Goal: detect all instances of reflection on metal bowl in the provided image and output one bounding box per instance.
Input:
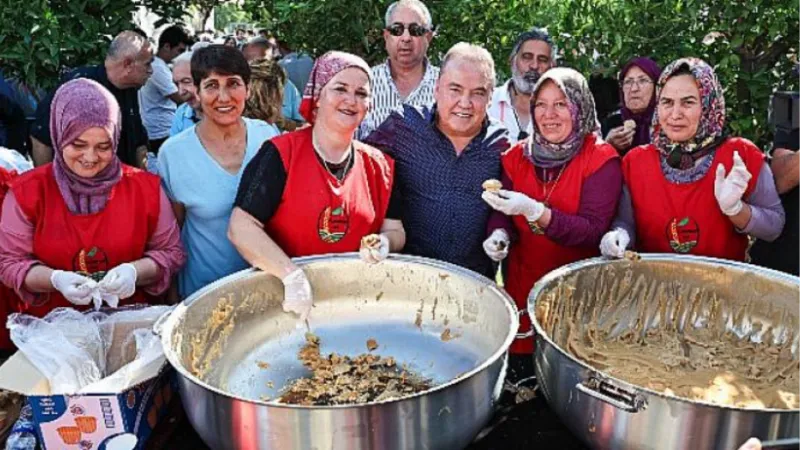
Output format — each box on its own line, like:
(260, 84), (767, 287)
(156, 254), (518, 450)
(529, 255), (799, 450)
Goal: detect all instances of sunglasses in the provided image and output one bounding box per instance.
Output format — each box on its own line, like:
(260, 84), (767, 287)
(386, 23), (430, 37)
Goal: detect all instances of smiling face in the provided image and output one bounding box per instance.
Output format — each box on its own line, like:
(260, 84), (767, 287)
(533, 80), (573, 144)
(198, 72), (249, 127)
(62, 127), (115, 178)
(623, 65), (656, 114)
(383, 5), (433, 70)
(315, 67), (371, 134)
(172, 61), (198, 108)
(434, 59), (491, 140)
(657, 74), (702, 142)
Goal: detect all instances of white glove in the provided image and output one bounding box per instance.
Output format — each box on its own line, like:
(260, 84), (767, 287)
(714, 151), (751, 216)
(50, 270), (98, 306)
(483, 229), (510, 261)
(281, 268), (313, 321)
(482, 189), (546, 222)
(98, 263), (138, 306)
(359, 234), (390, 264)
(600, 228), (630, 259)
(737, 438), (761, 450)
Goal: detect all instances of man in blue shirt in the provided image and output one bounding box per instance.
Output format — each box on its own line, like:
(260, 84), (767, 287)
(366, 43), (510, 277)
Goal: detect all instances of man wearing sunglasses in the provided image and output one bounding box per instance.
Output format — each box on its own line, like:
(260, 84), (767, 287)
(358, 0), (439, 138)
(488, 27), (556, 144)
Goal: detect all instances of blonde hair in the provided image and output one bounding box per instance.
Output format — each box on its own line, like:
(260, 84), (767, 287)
(244, 58), (286, 125)
(440, 42), (496, 89)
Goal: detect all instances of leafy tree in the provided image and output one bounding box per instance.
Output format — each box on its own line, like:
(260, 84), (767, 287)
(215, 2), (255, 32)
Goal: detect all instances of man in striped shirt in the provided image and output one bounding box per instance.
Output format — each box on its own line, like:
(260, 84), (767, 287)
(358, 0), (439, 138)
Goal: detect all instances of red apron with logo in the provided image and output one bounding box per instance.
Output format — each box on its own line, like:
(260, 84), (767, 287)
(265, 128), (394, 257)
(623, 138), (764, 261)
(0, 167), (19, 350)
(504, 135), (619, 353)
(9, 164), (160, 318)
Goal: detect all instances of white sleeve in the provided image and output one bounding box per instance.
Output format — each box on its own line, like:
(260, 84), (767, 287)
(152, 63), (178, 97)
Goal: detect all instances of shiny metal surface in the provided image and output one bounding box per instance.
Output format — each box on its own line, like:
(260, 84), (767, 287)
(529, 255), (800, 450)
(159, 254), (518, 450)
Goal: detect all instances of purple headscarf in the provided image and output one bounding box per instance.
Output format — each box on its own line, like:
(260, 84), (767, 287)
(50, 78), (123, 215)
(618, 57), (661, 147)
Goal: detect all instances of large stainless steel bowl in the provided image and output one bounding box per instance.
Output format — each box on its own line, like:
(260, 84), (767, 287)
(157, 254), (518, 450)
(529, 255), (799, 450)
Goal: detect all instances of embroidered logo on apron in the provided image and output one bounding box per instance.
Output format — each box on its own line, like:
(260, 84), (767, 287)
(317, 204), (349, 243)
(71, 246), (110, 281)
(666, 217), (699, 253)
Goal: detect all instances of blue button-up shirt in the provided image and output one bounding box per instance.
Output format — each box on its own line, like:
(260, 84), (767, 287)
(365, 105), (510, 277)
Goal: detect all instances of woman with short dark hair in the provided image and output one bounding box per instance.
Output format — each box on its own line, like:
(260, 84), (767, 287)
(158, 45), (280, 299)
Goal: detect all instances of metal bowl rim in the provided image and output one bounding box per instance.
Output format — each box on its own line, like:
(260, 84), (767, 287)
(160, 252), (519, 410)
(528, 253), (800, 413)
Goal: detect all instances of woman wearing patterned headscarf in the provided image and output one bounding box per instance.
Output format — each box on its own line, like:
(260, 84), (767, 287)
(600, 58), (784, 260)
(230, 51), (405, 323)
(0, 79), (185, 336)
(482, 68), (622, 355)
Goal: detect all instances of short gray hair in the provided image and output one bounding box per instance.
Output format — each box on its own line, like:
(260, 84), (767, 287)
(173, 51), (193, 67)
(385, 0), (433, 29)
(107, 31), (149, 61)
(510, 27), (557, 64)
(440, 42), (496, 89)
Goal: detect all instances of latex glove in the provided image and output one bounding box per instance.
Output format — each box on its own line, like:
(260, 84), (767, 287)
(50, 270), (98, 306)
(714, 151), (751, 216)
(98, 263), (138, 306)
(483, 229), (510, 262)
(600, 228), (630, 259)
(482, 189), (545, 222)
(359, 233), (390, 264)
(737, 438), (761, 450)
(281, 268), (313, 321)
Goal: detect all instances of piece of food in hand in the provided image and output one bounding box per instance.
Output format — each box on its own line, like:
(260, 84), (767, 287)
(361, 234), (381, 249)
(623, 120), (636, 131)
(482, 179), (502, 193)
(366, 338), (379, 351)
(623, 250), (641, 261)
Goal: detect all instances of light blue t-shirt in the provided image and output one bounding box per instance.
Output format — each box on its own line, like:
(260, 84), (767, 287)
(282, 80), (303, 123)
(158, 118), (280, 298)
(169, 103), (198, 137)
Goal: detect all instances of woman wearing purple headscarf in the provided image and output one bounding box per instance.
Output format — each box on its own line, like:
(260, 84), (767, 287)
(602, 57), (661, 155)
(0, 78), (185, 320)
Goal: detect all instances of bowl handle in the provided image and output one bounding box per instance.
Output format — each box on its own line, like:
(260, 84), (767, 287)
(515, 309), (534, 339)
(575, 376), (648, 413)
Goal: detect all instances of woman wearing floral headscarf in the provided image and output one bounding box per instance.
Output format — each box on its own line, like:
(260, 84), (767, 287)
(600, 58), (784, 260)
(0, 79), (185, 332)
(482, 68), (622, 354)
(229, 51), (405, 323)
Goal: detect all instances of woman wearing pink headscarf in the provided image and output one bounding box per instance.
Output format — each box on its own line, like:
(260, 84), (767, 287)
(229, 51), (405, 323)
(0, 78), (185, 328)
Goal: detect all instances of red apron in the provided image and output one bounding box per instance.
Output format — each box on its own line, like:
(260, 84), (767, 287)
(0, 167), (19, 350)
(265, 128), (394, 257)
(623, 138), (764, 261)
(504, 135), (619, 353)
(9, 164), (160, 318)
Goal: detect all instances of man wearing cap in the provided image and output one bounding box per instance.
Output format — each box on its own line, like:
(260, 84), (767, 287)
(488, 27), (556, 144)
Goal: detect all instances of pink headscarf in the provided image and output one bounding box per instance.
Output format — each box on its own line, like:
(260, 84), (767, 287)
(50, 78), (123, 215)
(299, 51), (371, 124)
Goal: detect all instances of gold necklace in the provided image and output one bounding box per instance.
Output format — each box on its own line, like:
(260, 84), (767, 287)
(529, 164), (566, 235)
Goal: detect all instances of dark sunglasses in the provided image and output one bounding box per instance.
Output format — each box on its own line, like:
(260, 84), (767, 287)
(386, 23), (430, 37)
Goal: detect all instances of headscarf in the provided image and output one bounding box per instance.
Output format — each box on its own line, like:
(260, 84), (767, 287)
(527, 68), (599, 168)
(298, 51), (371, 125)
(50, 78), (122, 215)
(652, 57), (726, 170)
(618, 57), (661, 147)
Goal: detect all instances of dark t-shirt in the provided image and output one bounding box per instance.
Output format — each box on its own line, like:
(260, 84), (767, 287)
(31, 65), (147, 166)
(235, 140), (403, 224)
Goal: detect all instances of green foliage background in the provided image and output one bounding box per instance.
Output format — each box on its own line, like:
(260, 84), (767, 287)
(0, 0), (796, 146)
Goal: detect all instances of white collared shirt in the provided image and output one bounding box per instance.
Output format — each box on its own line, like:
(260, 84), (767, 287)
(358, 59), (439, 139)
(488, 80), (532, 145)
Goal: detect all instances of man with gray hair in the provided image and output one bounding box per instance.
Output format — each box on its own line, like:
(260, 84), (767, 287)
(30, 31), (152, 167)
(488, 27), (556, 143)
(358, 0), (439, 138)
(365, 43), (510, 277)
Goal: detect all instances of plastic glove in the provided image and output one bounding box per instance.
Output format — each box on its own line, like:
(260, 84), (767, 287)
(600, 228), (630, 259)
(359, 233), (390, 264)
(98, 263), (138, 306)
(50, 270), (97, 306)
(483, 229), (510, 261)
(714, 151), (751, 216)
(281, 268), (313, 321)
(737, 438), (761, 450)
(482, 189), (545, 222)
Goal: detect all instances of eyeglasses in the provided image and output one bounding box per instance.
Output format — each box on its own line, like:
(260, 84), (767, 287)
(622, 78), (654, 90)
(386, 23), (430, 37)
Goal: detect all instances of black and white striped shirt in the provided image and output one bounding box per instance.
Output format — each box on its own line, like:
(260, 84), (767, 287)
(358, 59), (439, 139)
